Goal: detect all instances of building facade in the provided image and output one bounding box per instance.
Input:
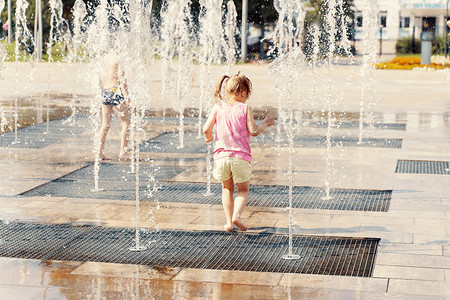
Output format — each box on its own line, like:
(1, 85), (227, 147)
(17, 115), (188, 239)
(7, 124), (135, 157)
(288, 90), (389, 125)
(353, 0), (449, 54)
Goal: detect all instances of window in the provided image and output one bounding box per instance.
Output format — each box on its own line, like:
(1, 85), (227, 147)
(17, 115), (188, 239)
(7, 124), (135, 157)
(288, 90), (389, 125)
(400, 17), (410, 28)
(357, 16), (363, 27)
(404, 17), (410, 28)
(356, 11), (363, 27)
(379, 11), (387, 28)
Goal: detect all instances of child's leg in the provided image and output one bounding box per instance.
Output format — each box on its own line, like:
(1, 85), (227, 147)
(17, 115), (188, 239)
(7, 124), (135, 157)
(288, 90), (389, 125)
(114, 103), (130, 159)
(221, 177), (235, 232)
(98, 105), (113, 160)
(232, 180), (249, 231)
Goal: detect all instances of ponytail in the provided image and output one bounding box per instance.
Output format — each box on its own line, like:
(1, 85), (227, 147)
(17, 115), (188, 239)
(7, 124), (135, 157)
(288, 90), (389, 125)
(214, 72), (252, 103)
(214, 75), (229, 103)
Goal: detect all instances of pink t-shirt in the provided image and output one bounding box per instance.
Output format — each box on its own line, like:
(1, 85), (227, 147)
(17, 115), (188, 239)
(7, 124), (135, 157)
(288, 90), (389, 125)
(214, 102), (252, 162)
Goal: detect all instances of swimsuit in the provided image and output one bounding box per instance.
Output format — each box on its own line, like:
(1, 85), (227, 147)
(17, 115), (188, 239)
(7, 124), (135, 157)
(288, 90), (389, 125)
(102, 87), (124, 106)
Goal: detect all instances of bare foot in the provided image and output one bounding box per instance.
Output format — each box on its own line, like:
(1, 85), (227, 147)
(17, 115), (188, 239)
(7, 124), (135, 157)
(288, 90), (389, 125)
(224, 224), (234, 232)
(98, 154), (112, 161)
(232, 218), (247, 231)
(118, 153), (130, 161)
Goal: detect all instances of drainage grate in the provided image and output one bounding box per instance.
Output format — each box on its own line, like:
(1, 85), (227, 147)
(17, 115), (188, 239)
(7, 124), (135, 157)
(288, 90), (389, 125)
(152, 183), (391, 212)
(294, 136), (402, 148)
(22, 166), (392, 211)
(307, 121), (406, 131)
(0, 116), (88, 149)
(143, 132), (402, 153)
(0, 222), (379, 277)
(395, 160), (450, 175)
(140, 131), (208, 153)
(145, 116), (202, 126)
(21, 163), (186, 200)
(253, 135), (402, 149)
(146, 117), (406, 131)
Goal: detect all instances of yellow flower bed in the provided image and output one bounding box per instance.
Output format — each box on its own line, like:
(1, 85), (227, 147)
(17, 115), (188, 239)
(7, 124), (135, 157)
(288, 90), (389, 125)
(373, 56), (450, 70)
(391, 56), (422, 65)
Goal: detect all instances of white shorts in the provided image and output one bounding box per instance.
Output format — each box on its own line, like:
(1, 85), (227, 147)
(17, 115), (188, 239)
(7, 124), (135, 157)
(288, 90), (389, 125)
(213, 157), (252, 183)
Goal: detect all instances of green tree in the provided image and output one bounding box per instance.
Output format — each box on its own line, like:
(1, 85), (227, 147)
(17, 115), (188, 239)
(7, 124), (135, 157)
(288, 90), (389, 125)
(303, 0), (355, 57)
(304, 0), (354, 39)
(151, 0), (277, 36)
(1, 0), (77, 52)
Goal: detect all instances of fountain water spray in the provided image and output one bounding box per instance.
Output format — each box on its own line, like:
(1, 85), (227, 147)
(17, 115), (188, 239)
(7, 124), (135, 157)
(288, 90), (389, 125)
(47, 0), (67, 133)
(336, 0), (353, 59)
(197, 0), (229, 137)
(13, 0), (34, 144)
(0, 38), (7, 132)
(197, 0), (230, 196)
(71, 0), (87, 63)
(27, 55), (37, 132)
(159, 1), (176, 122)
(129, 101), (147, 252)
(271, 0), (305, 146)
(303, 0), (352, 199)
(63, 0), (88, 124)
(0, 0), (5, 75)
(83, 0), (153, 250)
(358, 0), (378, 144)
(86, 0), (110, 192)
(0, 0), (5, 130)
(33, 0), (43, 61)
(126, 0), (153, 252)
(224, 0), (238, 72)
(144, 162), (162, 243)
(321, 0), (347, 201)
(308, 24), (321, 108)
(270, 0), (306, 260)
(159, 0), (195, 149)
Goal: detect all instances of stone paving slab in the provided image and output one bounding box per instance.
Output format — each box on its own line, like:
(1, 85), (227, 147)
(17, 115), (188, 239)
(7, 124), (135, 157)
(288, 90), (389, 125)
(0, 62), (448, 298)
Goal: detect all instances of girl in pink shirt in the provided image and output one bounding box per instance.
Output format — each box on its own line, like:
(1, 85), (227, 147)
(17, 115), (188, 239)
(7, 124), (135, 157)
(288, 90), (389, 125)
(203, 72), (275, 232)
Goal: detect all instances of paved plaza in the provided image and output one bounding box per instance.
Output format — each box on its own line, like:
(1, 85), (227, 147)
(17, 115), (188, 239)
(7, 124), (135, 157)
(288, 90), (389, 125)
(0, 60), (449, 299)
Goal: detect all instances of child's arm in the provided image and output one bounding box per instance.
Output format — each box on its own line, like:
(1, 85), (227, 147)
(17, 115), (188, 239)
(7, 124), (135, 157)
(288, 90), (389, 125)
(203, 105), (217, 143)
(247, 105), (275, 137)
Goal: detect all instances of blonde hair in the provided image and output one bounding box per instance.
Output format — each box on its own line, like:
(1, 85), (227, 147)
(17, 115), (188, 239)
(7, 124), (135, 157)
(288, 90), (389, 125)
(214, 72), (252, 103)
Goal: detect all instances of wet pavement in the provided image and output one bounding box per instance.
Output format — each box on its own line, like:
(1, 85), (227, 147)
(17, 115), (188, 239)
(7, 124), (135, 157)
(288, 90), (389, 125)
(0, 61), (449, 299)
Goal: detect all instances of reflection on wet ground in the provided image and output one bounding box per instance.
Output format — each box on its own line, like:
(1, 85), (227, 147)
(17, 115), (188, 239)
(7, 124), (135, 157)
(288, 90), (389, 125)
(0, 63), (449, 298)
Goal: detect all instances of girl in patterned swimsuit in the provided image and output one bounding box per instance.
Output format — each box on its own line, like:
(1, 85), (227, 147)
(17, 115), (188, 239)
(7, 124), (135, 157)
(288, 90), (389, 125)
(98, 52), (130, 160)
(203, 72), (275, 232)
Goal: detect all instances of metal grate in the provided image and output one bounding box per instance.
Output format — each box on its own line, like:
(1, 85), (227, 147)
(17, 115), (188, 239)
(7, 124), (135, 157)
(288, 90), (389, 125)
(151, 157), (204, 162)
(145, 116), (202, 126)
(22, 166), (391, 211)
(21, 163), (186, 200)
(0, 116), (89, 149)
(294, 136), (402, 148)
(0, 222), (379, 277)
(395, 160), (450, 175)
(152, 183), (391, 212)
(0, 115), (403, 150)
(139, 131), (209, 153)
(253, 135), (402, 149)
(307, 121), (406, 131)
(145, 117), (406, 131)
